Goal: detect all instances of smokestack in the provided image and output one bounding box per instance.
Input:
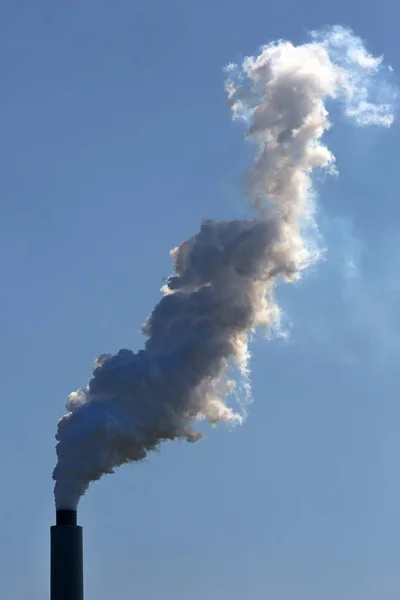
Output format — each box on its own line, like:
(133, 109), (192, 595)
(51, 510), (84, 600)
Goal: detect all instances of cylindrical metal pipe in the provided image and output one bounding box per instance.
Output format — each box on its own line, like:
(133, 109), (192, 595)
(51, 510), (84, 600)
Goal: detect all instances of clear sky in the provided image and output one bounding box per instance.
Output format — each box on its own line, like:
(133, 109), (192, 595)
(0, 2), (399, 599)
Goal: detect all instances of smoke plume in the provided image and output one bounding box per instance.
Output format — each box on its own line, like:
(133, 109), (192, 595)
(53, 26), (395, 509)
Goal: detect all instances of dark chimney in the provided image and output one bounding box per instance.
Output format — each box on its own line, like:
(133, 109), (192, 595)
(51, 510), (84, 600)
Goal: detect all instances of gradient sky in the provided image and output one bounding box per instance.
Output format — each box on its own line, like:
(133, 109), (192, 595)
(0, 2), (399, 599)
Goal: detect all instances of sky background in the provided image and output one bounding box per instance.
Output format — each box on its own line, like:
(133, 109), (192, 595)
(0, 1), (399, 599)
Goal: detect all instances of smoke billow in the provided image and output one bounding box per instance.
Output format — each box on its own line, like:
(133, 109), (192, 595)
(53, 26), (395, 509)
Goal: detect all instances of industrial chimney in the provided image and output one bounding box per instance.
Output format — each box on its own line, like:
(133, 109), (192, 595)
(51, 510), (84, 600)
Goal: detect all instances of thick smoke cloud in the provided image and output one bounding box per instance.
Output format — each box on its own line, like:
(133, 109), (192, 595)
(53, 26), (395, 509)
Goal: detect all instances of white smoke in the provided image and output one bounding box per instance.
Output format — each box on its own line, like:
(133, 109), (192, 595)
(53, 26), (395, 509)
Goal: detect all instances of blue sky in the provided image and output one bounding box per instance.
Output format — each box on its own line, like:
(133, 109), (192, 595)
(0, 1), (399, 599)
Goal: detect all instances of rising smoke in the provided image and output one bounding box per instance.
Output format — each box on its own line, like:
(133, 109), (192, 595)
(53, 26), (395, 510)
